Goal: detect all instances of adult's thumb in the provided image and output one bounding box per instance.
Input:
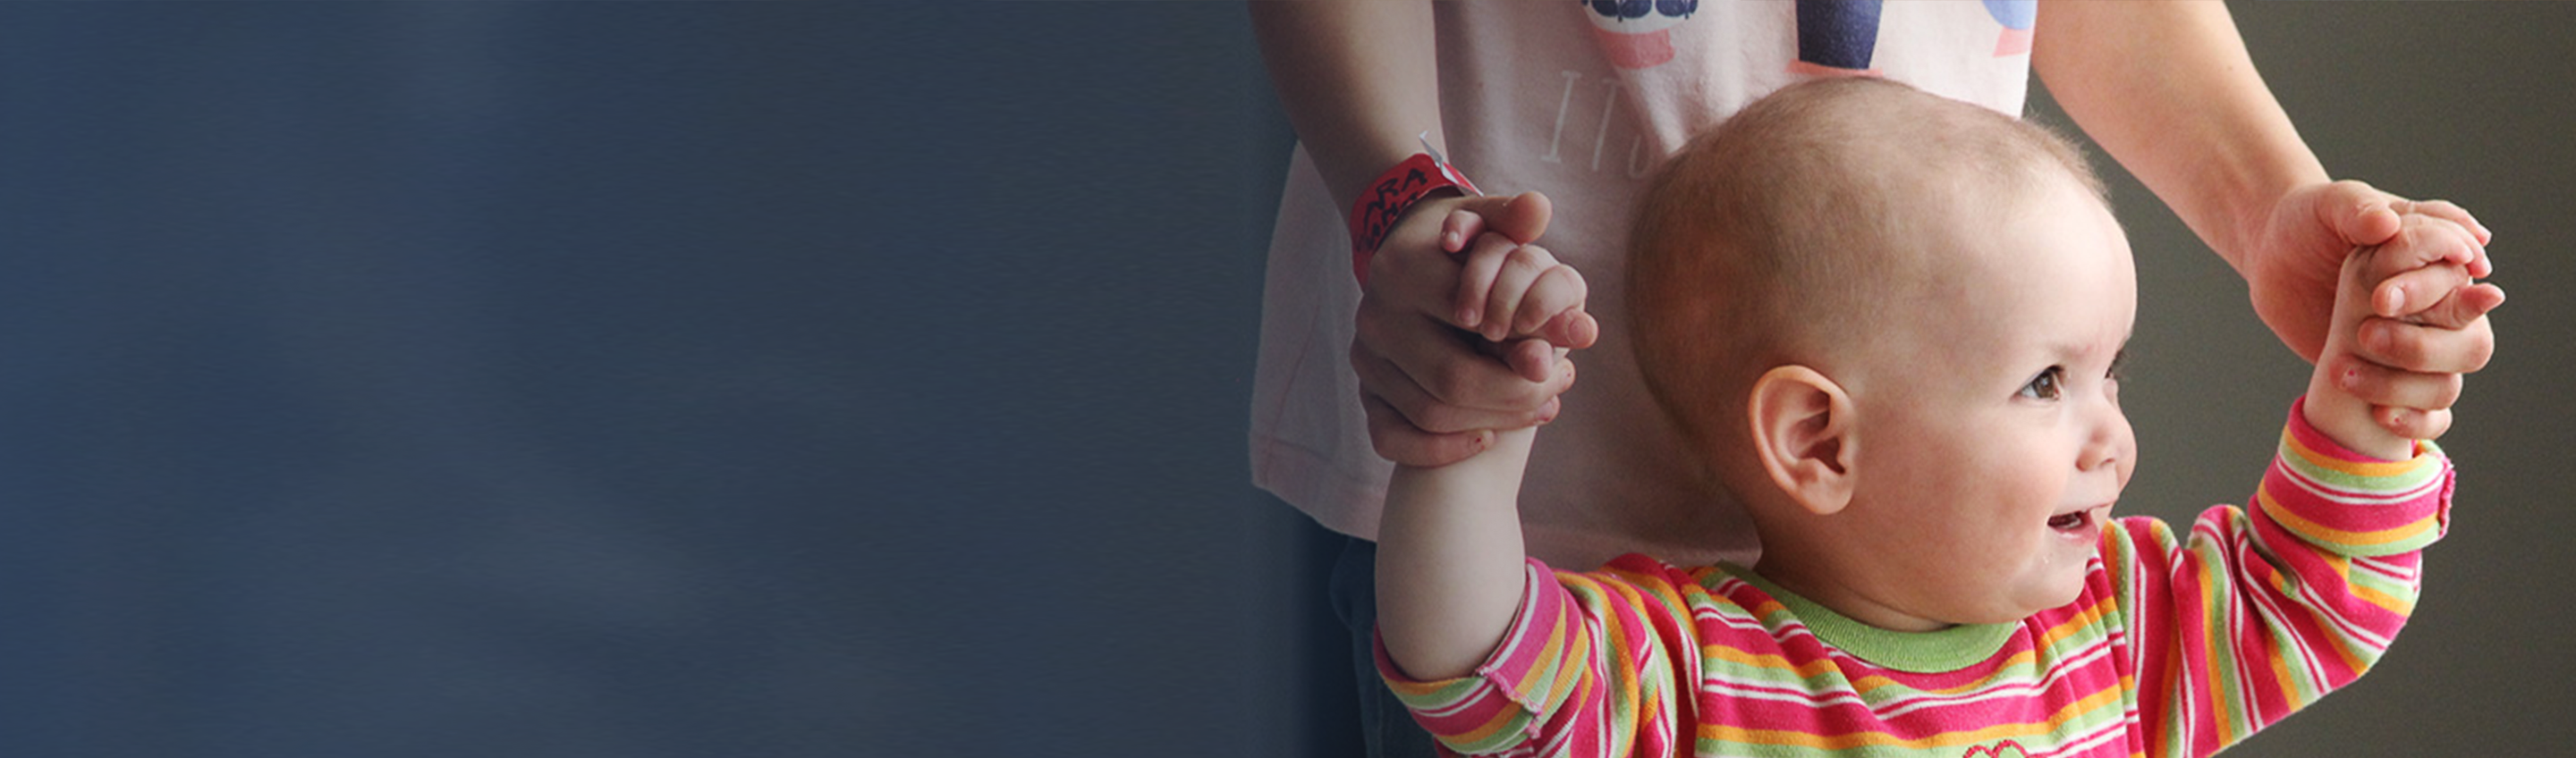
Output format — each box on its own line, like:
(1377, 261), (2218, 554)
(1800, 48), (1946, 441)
(2318, 181), (2402, 248)
(1457, 190), (1554, 246)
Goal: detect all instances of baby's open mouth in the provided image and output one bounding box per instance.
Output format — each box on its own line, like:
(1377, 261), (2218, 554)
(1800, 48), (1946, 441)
(2047, 510), (2089, 531)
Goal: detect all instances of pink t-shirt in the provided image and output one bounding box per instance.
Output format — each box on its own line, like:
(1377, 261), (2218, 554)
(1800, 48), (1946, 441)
(1252, 1), (2038, 568)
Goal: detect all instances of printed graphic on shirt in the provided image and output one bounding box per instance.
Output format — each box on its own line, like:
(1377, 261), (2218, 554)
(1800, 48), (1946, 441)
(1540, 70), (1656, 178)
(1986, 0), (2037, 55)
(1792, 0), (1885, 76)
(1962, 740), (2034, 758)
(1581, 0), (1698, 70)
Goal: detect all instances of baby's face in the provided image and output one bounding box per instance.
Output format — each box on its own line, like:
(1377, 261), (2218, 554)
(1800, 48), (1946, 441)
(1809, 178), (2138, 628)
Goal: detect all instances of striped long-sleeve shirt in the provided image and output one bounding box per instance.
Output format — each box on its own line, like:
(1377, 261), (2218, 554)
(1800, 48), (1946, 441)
(1377, 406), (2454, 758)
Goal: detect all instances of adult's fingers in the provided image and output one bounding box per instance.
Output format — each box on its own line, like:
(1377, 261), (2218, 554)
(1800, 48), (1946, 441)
(2313, 180), (2405, 249)
(1437, 191), (1553, 256)
(1450, 190), (1553, 248)
(2356, 303), (2498, 376)
(1360, 392), (1491, 467)
(1365, 237), (1458, 316)
(1351, 341), (1555, 434)
(1354, 304), (1567, 417)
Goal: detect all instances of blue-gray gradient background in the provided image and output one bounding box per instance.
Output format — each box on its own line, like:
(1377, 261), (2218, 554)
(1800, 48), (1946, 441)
(0, 4), (2564, 757)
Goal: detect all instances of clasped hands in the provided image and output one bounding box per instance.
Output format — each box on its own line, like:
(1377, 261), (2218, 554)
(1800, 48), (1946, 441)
(1352, 183), (2499, 467)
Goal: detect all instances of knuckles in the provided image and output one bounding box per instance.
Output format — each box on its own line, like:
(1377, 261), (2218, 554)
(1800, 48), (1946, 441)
(1415, 352), (1482, 407)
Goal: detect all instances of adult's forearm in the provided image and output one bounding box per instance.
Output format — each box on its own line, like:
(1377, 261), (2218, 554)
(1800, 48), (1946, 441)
(1250, 0), (1450, 215)
(2035, 0), (2327, 272)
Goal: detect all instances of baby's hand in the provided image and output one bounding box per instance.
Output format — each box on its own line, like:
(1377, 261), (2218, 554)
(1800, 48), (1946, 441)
(2306, 215), (2504, 458)
(1451, 231), (1598, 384)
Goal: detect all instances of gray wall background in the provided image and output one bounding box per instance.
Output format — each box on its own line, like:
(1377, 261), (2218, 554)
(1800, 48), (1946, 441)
(0, 3), (2561, 757)
(2038, 4), (2573, 755)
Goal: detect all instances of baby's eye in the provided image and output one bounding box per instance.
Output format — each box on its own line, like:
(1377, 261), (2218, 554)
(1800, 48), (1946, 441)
(2019, 366), (2064, 400)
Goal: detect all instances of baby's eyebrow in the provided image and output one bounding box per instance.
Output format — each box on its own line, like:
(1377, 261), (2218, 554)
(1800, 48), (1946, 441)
(2046, 340), (2127, 366)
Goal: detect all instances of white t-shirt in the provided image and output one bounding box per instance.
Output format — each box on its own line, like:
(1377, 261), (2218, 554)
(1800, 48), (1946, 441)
(1252, 0), (2037, 569)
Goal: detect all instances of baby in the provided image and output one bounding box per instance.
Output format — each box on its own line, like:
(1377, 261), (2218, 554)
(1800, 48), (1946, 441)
(1372, 78), (2500, 757)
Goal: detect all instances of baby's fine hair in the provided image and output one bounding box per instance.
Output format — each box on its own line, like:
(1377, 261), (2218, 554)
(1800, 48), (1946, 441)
(1626, 76), (2106, 459)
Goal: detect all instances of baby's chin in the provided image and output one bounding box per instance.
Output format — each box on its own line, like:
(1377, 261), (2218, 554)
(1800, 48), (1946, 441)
(1940, 576), (2090, 626)
(2021, 573), (2093, 616)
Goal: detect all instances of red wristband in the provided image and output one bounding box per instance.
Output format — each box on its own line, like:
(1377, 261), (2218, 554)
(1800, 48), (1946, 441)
(1349, 153), (1479, 285)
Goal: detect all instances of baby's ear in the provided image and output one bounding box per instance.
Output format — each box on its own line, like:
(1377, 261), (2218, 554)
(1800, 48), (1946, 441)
(1747, 366), (1858, 517)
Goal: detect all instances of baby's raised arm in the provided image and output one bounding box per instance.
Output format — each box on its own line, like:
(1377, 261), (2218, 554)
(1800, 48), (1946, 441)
(1375, 232), (1591, 681)
(2301, 215), (2504, 458)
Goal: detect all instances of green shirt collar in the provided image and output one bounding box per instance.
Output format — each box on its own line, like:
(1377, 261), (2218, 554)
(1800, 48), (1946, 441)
(1716, 563), (2019, 674)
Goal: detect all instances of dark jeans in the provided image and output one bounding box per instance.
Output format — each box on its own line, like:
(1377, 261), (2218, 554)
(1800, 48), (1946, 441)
(1328, 535), (1445, 758)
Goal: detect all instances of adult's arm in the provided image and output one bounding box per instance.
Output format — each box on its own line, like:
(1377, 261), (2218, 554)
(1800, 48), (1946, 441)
(2035, 0), (2494, 439)
(1251, 2), (1576, 466)
(1249, 1), (1448, 214)
(2037, 1), (2326, 281)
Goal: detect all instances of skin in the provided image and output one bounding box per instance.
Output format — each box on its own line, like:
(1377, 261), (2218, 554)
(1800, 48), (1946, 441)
(1249, 1), (1584, 463)
(1747, 175), (2141, 631)
(1249, 1), (2515, 678)
(2031, 0), (2496, 369)
(1377, 141), (2501, 679)
(1250, 1), (2500, 469)
(1750, 173), (2497, 634)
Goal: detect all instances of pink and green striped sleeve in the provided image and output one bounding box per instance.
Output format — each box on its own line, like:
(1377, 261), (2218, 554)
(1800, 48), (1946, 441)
(2107, 399), (2454, 758)
(1373, 557), (1694, 757)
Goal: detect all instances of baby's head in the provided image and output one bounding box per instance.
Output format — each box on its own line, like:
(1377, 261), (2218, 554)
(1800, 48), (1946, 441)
(1630, 78), (2138, 630)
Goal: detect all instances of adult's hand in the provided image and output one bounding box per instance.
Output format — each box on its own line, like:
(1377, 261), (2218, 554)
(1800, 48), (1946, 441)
(2033, 3), (2501, 440)
(1352, 191), (1592, 467)
(2287, 207), (2504, 440)
(2241, 180), (2492, 363)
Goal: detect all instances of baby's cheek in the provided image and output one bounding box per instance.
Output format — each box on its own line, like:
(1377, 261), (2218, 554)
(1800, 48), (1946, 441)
(2107, 409), (2139, 487)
